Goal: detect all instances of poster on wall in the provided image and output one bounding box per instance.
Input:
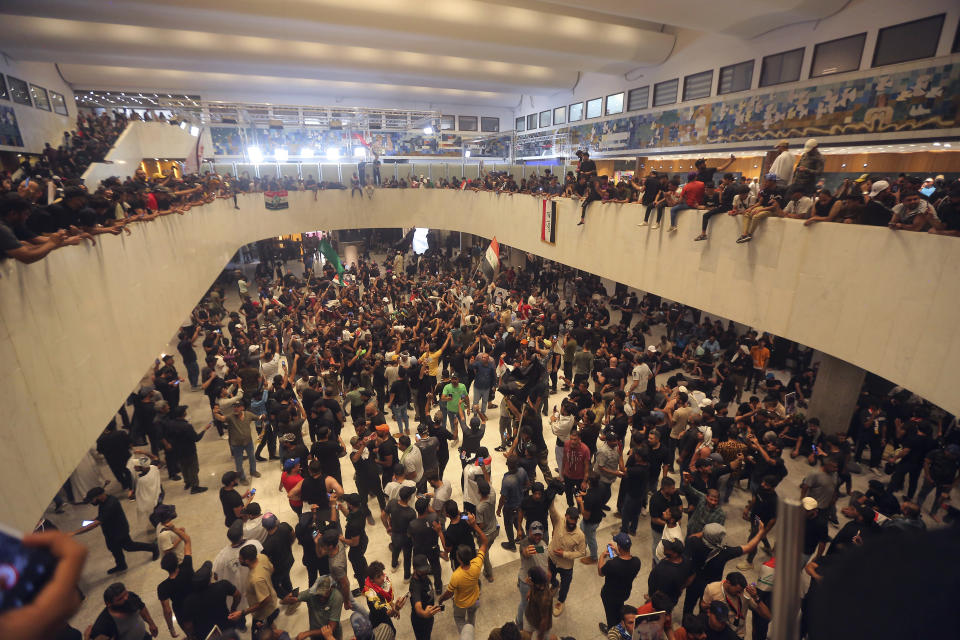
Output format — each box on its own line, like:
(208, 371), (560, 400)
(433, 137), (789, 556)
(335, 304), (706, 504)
(264, 190), (289, 210)
(540, 198), (557, 243)
(0, 105), (24, 147)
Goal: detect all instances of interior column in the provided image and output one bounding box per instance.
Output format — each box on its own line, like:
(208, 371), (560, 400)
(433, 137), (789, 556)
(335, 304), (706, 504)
(805, 352), (866, 435)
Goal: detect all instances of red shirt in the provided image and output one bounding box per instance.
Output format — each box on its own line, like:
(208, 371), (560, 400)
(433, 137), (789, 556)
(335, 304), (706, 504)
(681, 181), (705, 207)
(562, 441), (591, 480)
(281, 471), (303, 507)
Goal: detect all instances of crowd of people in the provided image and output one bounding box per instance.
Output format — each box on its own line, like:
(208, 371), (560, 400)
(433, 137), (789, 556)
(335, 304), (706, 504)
(14, 239), (959, 640)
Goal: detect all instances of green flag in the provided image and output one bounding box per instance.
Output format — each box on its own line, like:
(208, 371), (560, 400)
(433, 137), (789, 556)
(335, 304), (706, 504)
(319, 238), (345, 285)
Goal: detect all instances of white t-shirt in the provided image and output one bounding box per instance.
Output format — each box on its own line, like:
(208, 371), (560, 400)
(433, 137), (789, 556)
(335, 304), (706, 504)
(655, 523), (684, 561)
(430, 480), (453, 513)
(769, 151), (796, 183)
(783, 196), (813, 218)
(462, 464), (487, 506)
(630, 363), (652, 393)
(400, 444), (423, 482)
(212, 539), (264, 607)
(156, 524), (184, 562)
(243, 516), (268, 543)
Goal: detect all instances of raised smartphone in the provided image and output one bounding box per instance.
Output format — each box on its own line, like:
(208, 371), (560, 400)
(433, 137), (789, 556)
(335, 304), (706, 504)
(0, 523), (59, 613)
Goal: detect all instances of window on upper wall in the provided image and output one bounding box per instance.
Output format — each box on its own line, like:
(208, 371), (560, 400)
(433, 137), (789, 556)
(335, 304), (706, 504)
(553, 106), (566, 125)
(459, 116), (478, 131)
(30, 85), (50, 111)
(810, 33), (866, 78)
(539, 110), (551, 128)
(652, 78), (679, 107)
(585, 98), (602, 119)
(627, 86), (649, 111)
(605, 92), (624, 115)
(569, 102), (584, 122)
(718, 60), (754, 94)
(954, 19), (960, 53)
(7, 76), (31, 106)
(873, 14), (945, 67)
(440, 115), (456, 130)
(759, 48), (804, 87)
(527, 114), (538, 130)
(682, 70), (713, 101)
(0, 75), (8, 101)
(481, 116), (499, 132)
(516, 116), (525, 132)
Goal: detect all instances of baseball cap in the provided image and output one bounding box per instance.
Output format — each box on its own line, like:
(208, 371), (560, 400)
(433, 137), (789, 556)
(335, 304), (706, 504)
(283, 457), (300, 472)
(280, 432), (297, 443)
(192, 560), (213, 587)
(612, 532), (632, 548)
(528, 521), (544, 535)
(227, 520), (244, 543)
(854, 173), (870, 183)
(869, 180), (890, 197)
(804, 138), (818, 151)
(507, 326), (515, 333)
(801, 497), (819, 511)
(774, 140), (788, 148)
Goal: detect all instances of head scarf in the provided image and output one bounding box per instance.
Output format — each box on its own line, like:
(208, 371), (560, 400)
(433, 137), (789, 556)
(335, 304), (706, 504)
(698, 426), (713, 449)
(702, 523), (727, 553)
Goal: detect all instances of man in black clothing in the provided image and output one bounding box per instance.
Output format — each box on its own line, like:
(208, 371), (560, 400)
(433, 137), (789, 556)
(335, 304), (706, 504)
(165, 405), (211, 493)
(96, 424), (134, 493)
(157, 528), (193, 638)
(598, 532), (642, 632)
(310, 426), (343, 486)
(683, 523), (767, 615)
(443, 500), (477, 570)
(384, 485), (418, 579)
(340, 493), (370, 595)
(647, 539), (693, 604)
(350, 428), (387, 521)
(90, 582), (161, 640)
(183, 563), (241, 639)
(648, 477), (682, 564)
(74, 487), (159, 573)
(219, 471), (253, 528)
(261, 514), (296, 597)
(409, 496), (445, 593)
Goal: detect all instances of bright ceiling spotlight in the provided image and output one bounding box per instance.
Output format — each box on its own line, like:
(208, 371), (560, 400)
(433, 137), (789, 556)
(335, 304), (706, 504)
(326, 147), (340, 160)
(464, 150), (471, 158)
(423, 126), (434, 135)
(247, 146), (263, 163)
(353, 147), (365, 158)
(301, 148), (314, 158)
(275, 148), (289, 163)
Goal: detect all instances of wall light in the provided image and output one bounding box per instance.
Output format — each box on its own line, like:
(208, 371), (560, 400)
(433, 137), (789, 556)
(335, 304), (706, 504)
(179, 121), (187, 130)
(465, 150), (471, 158)
(275, 148), (289, 163)
(423, 126), (434, 135)
(326, 148), (340, 161)
(301, 148), (314, 158)
(247, 146), (263, 163)
(353, 147), (365, 158)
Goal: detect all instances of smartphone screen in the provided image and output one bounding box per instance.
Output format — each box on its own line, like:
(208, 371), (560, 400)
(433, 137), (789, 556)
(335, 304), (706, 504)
(460, 514), (469, 521)
(607, 546), (616, 559)
(0, 525), (59, 612)
(81, 520), (95, 527)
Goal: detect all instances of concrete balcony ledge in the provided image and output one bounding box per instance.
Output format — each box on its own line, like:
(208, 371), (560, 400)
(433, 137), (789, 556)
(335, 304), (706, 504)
(1, 189), (958, 529)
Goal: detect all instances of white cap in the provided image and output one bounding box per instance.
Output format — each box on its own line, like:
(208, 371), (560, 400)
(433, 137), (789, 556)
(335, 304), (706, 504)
(869, 180), (890, 197)
(647, 345), (657, 353)
(804, 138), (818, 152)
(507, 326), (515, 333)
(677, 385), (689, 394)
(801, 497), (819, 511)
(699, 398), (713, 408)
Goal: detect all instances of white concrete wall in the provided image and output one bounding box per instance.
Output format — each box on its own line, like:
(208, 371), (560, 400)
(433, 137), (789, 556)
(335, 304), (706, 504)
(0, 58), (74, 153)
(1, 190), (959, 530)
(81, 121), (200, 186)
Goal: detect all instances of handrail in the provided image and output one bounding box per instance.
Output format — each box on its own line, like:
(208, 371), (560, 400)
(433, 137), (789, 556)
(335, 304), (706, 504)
(1, 189), (958, 531)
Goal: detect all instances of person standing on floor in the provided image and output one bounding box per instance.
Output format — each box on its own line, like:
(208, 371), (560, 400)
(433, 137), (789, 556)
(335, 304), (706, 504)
(72, 487), (159, 575)
(547, 500), (585, 617)
(597, 532), (642, 634)
(438, 513), (489, 640)
(165, 405), (212, 494)
(229, 545), (280, 637)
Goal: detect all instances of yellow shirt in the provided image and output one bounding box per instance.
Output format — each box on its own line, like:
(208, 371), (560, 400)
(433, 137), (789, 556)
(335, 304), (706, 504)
(246, 555), (278, 621)
(421, 349), (443, 377)
(445, 549), (485, 608)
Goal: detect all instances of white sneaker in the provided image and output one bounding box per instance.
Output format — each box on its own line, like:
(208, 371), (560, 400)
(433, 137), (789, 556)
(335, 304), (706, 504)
(870, 467), (882, 476)
(651, 223), (660, 229)
(637, 221), (649, 227)
(668, 226), (678, 232)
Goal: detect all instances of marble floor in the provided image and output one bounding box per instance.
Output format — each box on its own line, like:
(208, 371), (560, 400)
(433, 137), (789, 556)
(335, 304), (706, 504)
(48, 258), (936, 640)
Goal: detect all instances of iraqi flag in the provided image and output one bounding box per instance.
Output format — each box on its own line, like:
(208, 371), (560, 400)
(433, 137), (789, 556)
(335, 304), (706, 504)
(481, 237), (500, 281)
(541, 198), (557, 243)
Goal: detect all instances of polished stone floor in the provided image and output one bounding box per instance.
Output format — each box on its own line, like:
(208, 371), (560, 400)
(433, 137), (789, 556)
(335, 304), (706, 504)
(51, 259), (921, 640)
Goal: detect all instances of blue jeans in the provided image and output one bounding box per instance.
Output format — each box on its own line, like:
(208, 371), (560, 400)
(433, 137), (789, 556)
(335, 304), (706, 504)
(445, 408), (466, 435)
(670, 203), (694, 227)
(516, 579), (530, 627)
(472, 387), (490, 414)
(581, 520), (600, 560)
(230, 441), (256, 479)
(391, 404), (409, 432)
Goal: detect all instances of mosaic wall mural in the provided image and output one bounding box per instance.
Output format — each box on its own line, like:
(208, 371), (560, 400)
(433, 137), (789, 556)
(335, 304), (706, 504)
(516, 62), (960, 157)
(210, 126), (469, 158)
(0, 105), (24, 147)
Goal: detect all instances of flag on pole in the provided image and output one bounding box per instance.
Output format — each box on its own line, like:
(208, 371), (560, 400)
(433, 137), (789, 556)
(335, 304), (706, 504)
(481, 237), (500, 281)
(319, 238), (345, 285)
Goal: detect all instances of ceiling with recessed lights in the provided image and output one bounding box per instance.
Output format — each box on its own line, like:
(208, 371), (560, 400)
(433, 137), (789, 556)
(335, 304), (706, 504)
(0, 0), (841, 107)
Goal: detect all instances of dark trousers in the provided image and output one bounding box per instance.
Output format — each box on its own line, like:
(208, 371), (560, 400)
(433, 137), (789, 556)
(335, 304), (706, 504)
(700, 205), (732, 233)
(179, 452), (200, 488)
(414, 548), (443, 592)
(917, 479), (950, 514)
(620, 492), (645, 535)
(165, 449), (180, 478)
(601, 587), (626, 627)
(107, 535), (156, 568)
(684, 579), (706, 614)
(548, 560), (574, 603)
(643, 202), (663, 223)
(753, 590), (772, 640)
(411, 616), (433, 640)
(106, 457), (133, 491)
(255, 424), (277, 458)
(391, 536), (413, 578)
(746, 518), (773, 562)
(348, 544), (368, 590)
(563, 478), (583, 507)
(358, 478), (386, 519)
(271, 565), (293, 597)
(855, 433), (883, 469)
(888, 463), (921, 499)
(502, 506), (520, 545)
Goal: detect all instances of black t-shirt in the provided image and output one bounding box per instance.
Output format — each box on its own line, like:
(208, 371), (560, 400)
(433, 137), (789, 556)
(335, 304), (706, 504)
(183, 579), (235, 639)
(300, 474), (328, 507)
(310, 440), (342, 478)
(263, 522), (295, 571)
(444, 520), (476, 559)
(582, 487), (606, 525)
(600, 367), (623, 389)
(409, 575), (436, 623)
(648, 490), (683, 532)
(803, 514), (830, 555)
(157, 555), (194, 621)
(385, 500), (417, 539)
(388, 379), (411, 405)
(97, 495), (130, 543)
(600, 555), (642, 597)
(578, 159), (597, 175)
(697, 167), (718, 185)
(220, 487), (244, 527)
(647, 556), (693, 602)
(344, 509), (368, 548)
(378, 439), (399, 471)
(750, 488), (778, 524)
(177, 338), (197, 364)
(686, 537), (743, 585)
(409, 517), (439, 553)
